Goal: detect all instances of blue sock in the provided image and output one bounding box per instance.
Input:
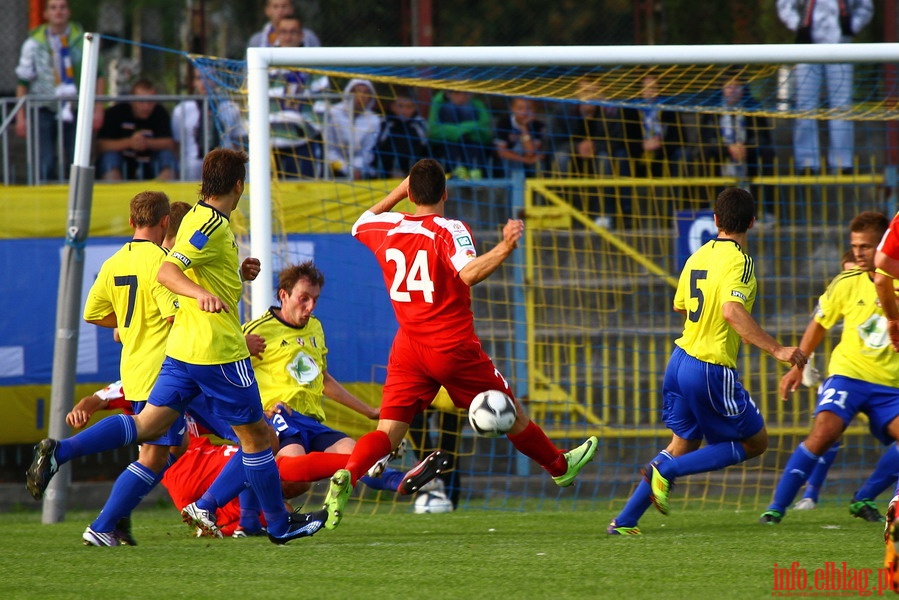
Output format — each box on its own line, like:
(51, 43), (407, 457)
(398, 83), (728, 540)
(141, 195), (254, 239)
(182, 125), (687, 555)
(56, 414), (138, 464)
(659, 441), (746, 479)
(90, 461), (157, 532)
(802, 441), (840, 502)
(855, 443), (899, 501)
(242, 449), (288, 536)
(768, 442), (820, 514)
(196, 450), (248, 512)
(360, 467), (404, 492)
(238, 488), (262, 531)
(614, 451), (674, 528)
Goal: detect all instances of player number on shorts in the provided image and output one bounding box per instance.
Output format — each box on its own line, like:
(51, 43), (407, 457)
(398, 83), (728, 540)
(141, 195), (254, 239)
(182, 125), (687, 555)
(688, 269), (708, 323)
(114, 274), (139, 328)
(819, 387), (848, 410)
(386, 248), (435, 303)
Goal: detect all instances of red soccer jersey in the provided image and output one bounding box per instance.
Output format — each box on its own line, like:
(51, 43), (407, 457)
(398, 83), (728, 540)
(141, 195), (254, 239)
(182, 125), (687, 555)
(160, 436), (242, 536)
(879, 212), (899, 260)
(352, 210), (478, 349)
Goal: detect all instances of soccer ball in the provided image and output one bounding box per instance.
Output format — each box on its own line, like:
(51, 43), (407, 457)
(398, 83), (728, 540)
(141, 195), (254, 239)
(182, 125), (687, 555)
(413, 491), (454, 514)
(468, 389), (517, 438)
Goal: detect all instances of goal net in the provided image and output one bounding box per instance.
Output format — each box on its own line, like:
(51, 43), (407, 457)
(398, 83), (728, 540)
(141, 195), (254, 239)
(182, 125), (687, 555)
(188, 43), (898, 516)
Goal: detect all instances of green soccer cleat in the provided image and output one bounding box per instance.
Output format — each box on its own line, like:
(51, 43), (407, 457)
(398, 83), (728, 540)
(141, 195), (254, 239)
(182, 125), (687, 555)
(323, 469), (353, 530)
(850, 499), (884, 523)
(552, 436), (598, 487)
(607, 520), (642, 536)
(759, 510), (783, 525)
(642, 462), (671, 515)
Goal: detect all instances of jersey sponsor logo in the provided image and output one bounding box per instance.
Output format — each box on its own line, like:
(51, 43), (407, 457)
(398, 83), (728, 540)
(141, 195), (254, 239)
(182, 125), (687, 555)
(455, 235), (473, 248)
(288, 351), (321, 385)
(730, 290), (746, 301)
(170, 251), (191, 267)
(189, 230), (209, 250)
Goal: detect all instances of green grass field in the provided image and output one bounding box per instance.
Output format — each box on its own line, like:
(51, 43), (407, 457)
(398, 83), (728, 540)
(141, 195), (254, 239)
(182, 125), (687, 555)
(1, 504), (890, 599)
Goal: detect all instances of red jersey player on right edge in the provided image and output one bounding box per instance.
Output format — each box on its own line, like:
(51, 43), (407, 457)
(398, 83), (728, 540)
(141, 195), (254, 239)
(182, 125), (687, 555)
(299, 158), (598, 533)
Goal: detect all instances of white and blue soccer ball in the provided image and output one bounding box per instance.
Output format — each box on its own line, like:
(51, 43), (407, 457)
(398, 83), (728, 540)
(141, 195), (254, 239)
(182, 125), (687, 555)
(413, 490), (454, 514)
(468, 389), (517, 438)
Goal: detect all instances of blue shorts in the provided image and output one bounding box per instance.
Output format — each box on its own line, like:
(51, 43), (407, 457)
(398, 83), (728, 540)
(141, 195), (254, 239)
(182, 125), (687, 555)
(131, 401), (185, 447)
(662, 346), (765, 444)
(268, 411), (347, 452)
(148, 356), (264, 427)
(185, 393), (240, 444)
(813, 375), (899, 446)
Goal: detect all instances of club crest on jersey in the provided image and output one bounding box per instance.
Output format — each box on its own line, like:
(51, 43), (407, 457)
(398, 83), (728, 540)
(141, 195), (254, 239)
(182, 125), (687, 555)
(296, 337), (305, 346)
(189, 230), (209, 250)
(465, 249), (476, 258)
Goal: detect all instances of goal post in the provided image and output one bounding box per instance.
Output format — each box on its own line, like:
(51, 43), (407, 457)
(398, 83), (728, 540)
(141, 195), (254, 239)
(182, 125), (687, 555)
(246, 42), (899, 316)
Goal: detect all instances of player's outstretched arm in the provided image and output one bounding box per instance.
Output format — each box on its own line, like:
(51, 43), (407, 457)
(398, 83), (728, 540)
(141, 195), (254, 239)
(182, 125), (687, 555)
(722, 301), (807, 368)
(322, 370), (379, 419)
(367, 177), (410, 215)
(873, 265), (899, 352)
(459, 219), (524, 287)
(779, 319), (827, 400)
(158, 261), (229, 313)
(66, 394), (108, 429)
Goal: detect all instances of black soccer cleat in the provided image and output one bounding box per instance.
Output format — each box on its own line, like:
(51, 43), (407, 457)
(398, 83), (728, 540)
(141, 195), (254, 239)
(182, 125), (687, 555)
(268, 509), (328, 545)
(26, 438), (60, 500)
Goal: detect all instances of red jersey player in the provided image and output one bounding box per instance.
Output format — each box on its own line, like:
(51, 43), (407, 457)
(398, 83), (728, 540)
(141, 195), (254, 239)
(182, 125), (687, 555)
(309, 158), (599, 532)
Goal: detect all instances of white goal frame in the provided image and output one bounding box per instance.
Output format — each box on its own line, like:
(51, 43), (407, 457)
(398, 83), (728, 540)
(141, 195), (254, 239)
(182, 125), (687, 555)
(246, 42), (899, 316)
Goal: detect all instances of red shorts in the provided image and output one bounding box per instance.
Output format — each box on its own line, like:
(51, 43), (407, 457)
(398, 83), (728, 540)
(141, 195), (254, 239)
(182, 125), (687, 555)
(381, 328), (514, 423)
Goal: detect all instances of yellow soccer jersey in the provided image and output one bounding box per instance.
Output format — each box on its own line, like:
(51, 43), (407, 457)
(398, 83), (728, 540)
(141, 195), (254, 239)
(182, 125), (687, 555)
(673, 238), (756, 368)
(164, 202), (249, 364)
(814, 268), (899, 387)
(83, 240), (177, 401)
(243, 310), (328, 420)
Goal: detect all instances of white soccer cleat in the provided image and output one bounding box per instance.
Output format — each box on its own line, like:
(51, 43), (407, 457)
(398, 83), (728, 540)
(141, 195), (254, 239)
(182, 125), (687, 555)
(792, 497), (816, 511)
(367, 439), (408, 478)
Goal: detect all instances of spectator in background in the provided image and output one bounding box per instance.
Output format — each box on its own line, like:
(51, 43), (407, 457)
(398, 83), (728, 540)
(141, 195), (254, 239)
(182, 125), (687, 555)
(248, 0), (321, 48)
(171, 68), (245, 180)
(268, 16), (328, 179)
(698, 70), (776, 222)
(493, 97), (548, 178)
(96, 79), (176, 181)
(377, 90), (429, 178)
(14, 0), (105, 182)
(428, 90), (493, 181)
(554, 78), (641, 228)
(637, 72), (686, 179)
(324, 78), (381, 180)
(777, 0), (873, 173)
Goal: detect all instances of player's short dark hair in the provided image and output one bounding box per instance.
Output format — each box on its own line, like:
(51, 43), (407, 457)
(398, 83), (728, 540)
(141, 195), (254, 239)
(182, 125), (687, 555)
(167, 201), (192, 240)
(201, 148), (248, 199)
(130, 191), (170, 228)
(278, 260), (325, 296)
(850, 211), (888, 238)
(714, 187), (755, 233)
(408, 158), (446, 206)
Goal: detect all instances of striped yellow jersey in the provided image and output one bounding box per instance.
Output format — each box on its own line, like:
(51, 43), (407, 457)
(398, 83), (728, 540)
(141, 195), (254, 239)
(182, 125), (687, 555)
(815, 268), (899, 387)
(83, 240), (177, 401)
(163, 202), (249, 364)
(242, 310), (328, 420)
(673, 238), (756, 368)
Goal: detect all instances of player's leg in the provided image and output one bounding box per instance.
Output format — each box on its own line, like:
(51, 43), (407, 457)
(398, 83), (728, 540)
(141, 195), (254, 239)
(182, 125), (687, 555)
(441, 340), (597, 486)
(655, 356), (766, 514)
(194, 359), (324, 543)
(610, 435), (700, 533)
(849, 442), (899, 523)
(84, 434), (180, 546)
(795, 440), (842, 510)
(761, 411), (846, 524)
